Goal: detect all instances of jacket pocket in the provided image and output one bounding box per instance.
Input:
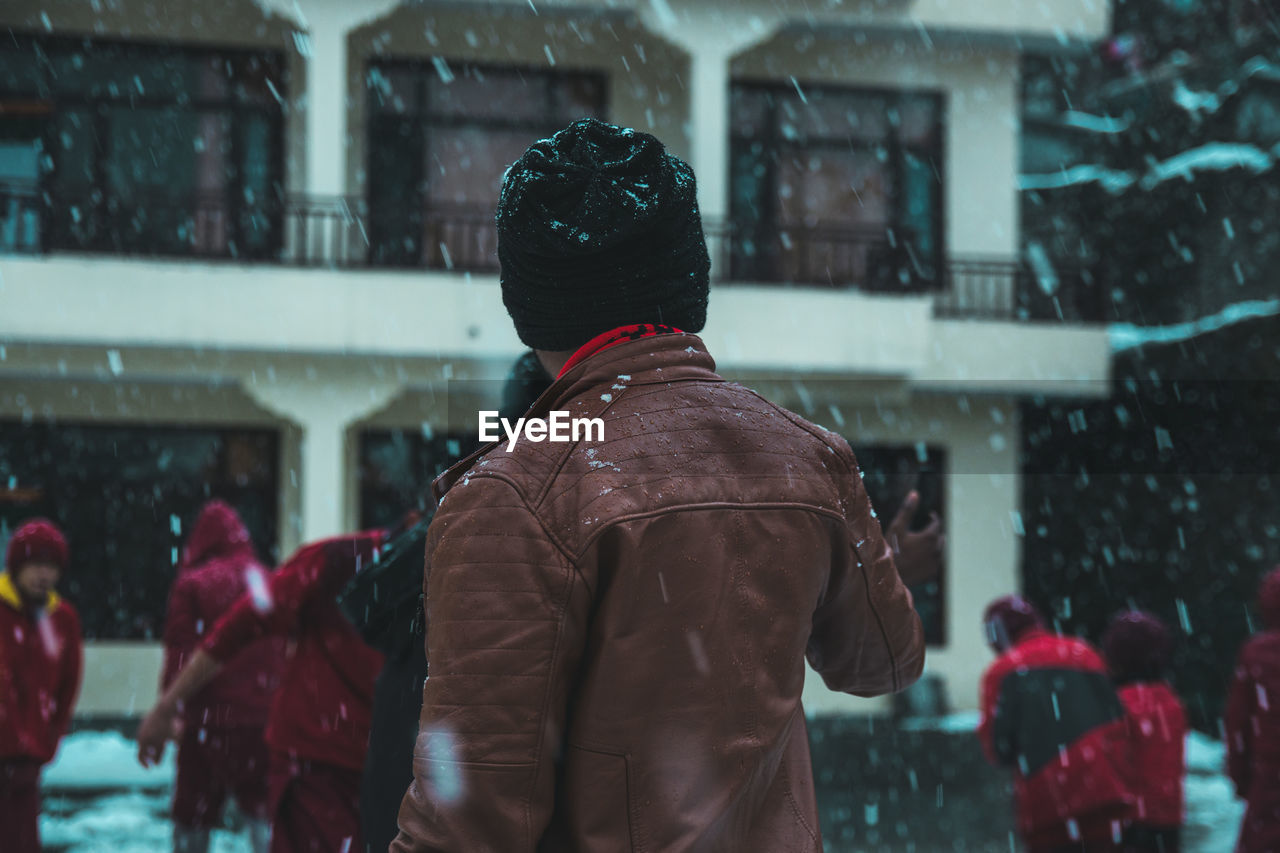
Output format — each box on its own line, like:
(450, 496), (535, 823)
(563, 744), (638, 852)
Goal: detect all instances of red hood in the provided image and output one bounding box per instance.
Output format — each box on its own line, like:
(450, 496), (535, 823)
(182, 501), (254, 569)
(1261, 565), (1280, 630)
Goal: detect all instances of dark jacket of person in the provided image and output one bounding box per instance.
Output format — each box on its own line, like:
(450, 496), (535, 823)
(1226, 567), (1280, 853)
(162, 501), (284, 729)
(346, 349), (552, 853)
(979, 628), (1135, 849)
(393, 333), (925, 852)
(337, 516), (431, 853)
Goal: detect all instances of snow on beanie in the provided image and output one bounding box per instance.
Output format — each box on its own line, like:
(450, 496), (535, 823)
(496, 118), (710, 352)
(5, 518), (69, 573)
(1102, 609), (1173, 683)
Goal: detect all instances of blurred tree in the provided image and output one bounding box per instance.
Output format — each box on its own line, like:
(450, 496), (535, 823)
(1019, 0), (1280, 729)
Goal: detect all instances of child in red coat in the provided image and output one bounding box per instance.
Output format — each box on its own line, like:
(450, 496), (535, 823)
(0, 519), (83, 853)
(1102, 610), (1187, 852)
(978, 595), (1135, 852)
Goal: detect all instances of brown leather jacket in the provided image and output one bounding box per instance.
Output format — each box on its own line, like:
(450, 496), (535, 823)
(394, 333), (925, 852)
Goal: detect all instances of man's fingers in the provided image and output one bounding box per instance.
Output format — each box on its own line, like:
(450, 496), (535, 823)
(889, 490), (920, 533)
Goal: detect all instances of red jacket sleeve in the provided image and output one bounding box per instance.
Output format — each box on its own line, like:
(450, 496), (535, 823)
(161, 574), (199, 689)
(50, 604), (83, 746)
(1225, 646), (1255, 797)
(201, 534), (381, 662)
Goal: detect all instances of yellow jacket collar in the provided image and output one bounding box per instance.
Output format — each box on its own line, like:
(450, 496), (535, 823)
(0, 572), (59, 613)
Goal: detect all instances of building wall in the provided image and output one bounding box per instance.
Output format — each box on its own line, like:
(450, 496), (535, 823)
(0, 0), (1112, 717)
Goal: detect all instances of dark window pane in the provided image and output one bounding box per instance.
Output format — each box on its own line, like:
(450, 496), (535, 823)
(729, 86), (771, 138)
(0, 422), (280, 641)
(366, 65), (417, 115)
(425, 66), (552, 122)
(357, 429), (472, 529)
(0, 40), (44, 96)
(729, 81), (942, 289)
(11, 37), (284, 258)
(232, 54), (283, 105)
(551, 75), (607, 122)
(366, 60), (606, 271)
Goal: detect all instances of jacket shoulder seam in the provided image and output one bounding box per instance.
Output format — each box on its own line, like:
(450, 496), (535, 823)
(566, 500), (844, 563)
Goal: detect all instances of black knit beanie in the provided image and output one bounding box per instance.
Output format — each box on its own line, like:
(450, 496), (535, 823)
(496, 118), (710, 352)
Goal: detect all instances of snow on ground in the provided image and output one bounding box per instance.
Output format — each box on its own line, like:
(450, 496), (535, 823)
(1184, 732), (1246, 853)
(44, 731), (174, 790)
(41, 731), (252, 853)
(42, 727), (1245, 852)
(885, 715), (1245, 852)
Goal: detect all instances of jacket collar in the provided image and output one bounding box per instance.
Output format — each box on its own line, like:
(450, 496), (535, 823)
(0, 571), (60, 614)
(434, 333), (721, 500)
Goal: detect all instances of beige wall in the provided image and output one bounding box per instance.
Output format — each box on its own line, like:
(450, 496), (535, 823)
(474, 0), (1110, 44)
(77, 643), (164, 717)
(0, 256), (1109, 390)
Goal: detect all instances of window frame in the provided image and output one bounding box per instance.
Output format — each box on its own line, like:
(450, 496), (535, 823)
(363, 57), (609, 270)
(728, 78), (946, 291)
(0, 32), (287, 260)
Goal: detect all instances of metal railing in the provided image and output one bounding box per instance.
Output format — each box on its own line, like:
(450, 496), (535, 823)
(0, 184), (1102, 322)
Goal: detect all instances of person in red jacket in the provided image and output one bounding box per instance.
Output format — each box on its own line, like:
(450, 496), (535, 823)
(1226, 566), (1280, 853)
(978, 595), (1134, 852)
(161, 500), (285, 853)
(0, 518), (83, 853)
(139, 531), (385, 853)
(1102, 610), (1187, 852)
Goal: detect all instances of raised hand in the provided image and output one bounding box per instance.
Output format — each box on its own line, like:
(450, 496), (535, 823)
(886, 490), (945, 588)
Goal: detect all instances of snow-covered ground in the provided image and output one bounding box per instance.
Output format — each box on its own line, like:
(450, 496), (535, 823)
(41, 731), (253, 853)
(41, 727), (1245, 852)
(895, 713), (1244, 851)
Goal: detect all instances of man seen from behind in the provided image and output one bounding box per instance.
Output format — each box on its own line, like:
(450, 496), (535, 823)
(393, 118), (930, 852)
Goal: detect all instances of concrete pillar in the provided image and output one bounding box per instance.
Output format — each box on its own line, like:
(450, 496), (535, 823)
(243, 377), (401, 542)
(255, 0), (402, 197)
(688, 48), (733, 223)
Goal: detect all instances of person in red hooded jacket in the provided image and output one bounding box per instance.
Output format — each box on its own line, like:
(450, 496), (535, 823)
(1102, 610), (1187, 852)
(978, 595), (1134, 852)
(160, 500), (285, 853)
(0, 518), (83, 853)
(1226, 566), (1280, 853)
(138, 530), (385, 853)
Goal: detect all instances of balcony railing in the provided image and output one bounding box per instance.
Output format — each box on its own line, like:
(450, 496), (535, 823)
(0, 184), (1102, 322)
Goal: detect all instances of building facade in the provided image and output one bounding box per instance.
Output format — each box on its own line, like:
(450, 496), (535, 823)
(0, 0), (1112, 718)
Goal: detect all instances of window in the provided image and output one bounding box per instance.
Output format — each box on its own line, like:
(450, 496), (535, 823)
(729, 82), (944, 290)
(364, 60), (606, 268)
(0, 35), (285, 258)
(0, 423), (279, 640)
(357, 428), (475, 529)
(847, 443), (947, 646)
